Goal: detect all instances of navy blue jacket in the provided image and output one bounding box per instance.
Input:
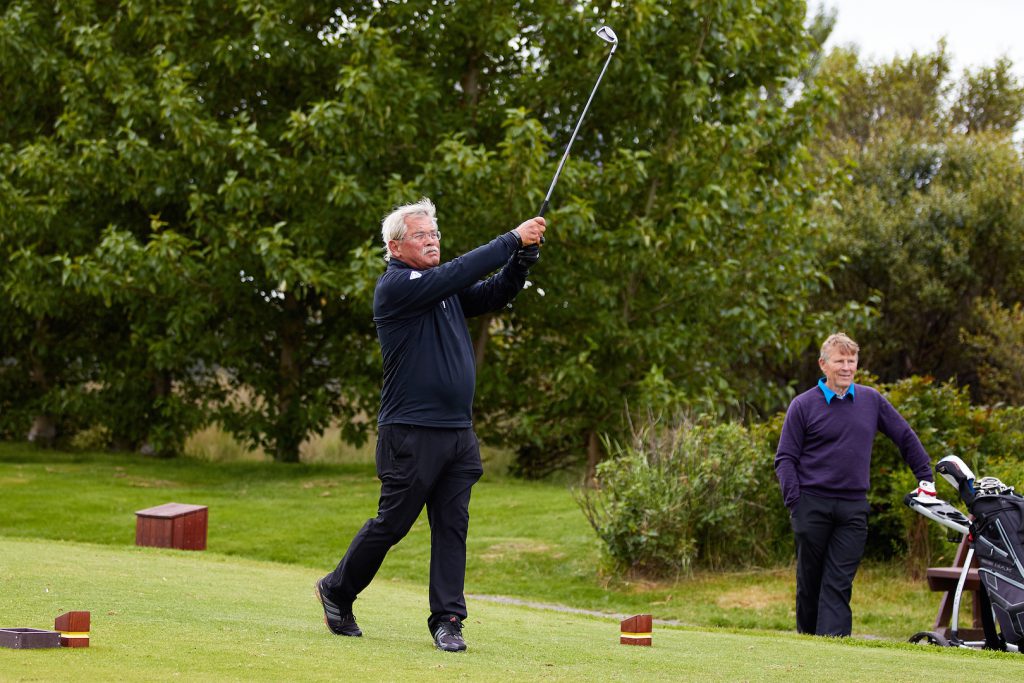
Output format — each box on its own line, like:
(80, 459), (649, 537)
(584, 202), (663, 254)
(374, 231), (528, 427)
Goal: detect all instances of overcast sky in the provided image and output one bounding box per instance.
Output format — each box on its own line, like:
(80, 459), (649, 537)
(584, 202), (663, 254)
(819, 0), (1024, 77)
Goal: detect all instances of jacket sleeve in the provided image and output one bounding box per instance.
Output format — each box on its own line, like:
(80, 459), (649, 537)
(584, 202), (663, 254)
(774, 399), (805, 511)
(458, 251), (530, 318)
(375, 232), (520, 318)
(877, 394), (933, 482)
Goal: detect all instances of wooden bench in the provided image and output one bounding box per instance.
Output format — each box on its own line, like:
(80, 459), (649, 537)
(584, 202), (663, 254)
(925, 536), (982, 639)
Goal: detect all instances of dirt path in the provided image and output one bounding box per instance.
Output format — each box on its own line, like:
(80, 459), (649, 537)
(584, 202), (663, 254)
(468, 593), (685, 625)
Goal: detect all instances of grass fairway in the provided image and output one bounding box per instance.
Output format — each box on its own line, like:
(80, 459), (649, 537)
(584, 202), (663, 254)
(2, 538), (1023, 681)
(0, 446), (950, 640)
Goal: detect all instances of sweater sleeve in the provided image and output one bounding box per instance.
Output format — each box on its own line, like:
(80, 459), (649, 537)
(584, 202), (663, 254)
(774, 398), (805, 511)
(877, 395), (934, 482)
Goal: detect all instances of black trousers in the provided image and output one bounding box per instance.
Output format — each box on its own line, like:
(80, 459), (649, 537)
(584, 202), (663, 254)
(791, 493), (870, 637)
(322, 424), (483, 630)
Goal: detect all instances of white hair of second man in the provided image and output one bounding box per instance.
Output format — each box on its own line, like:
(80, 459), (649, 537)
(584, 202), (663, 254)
(380, 197), (437, 261)
(819, 332), (860, 362)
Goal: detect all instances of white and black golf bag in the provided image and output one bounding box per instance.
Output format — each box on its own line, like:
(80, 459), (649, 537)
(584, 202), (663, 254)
(937, 454), (1024, 649)
(969, 484), (1024, 648)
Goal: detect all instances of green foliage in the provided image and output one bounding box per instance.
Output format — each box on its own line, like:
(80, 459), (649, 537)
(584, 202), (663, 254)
(962, 297), (1024, 405)
(577, 415), (787, 577)
(0, 1), (397, 457)
(816, 45), (953, 148)
(951, 57), (1024, 135)
(2, 1), (837, 470)
(475, 0), (837, 475)
(614, 375), (1024, 572)
(811, 45), (1024, 393)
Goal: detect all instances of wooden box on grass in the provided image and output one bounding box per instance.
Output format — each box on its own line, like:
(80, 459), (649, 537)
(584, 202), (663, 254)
(0, 628), (61, 649)
(135, 502), (208, 550)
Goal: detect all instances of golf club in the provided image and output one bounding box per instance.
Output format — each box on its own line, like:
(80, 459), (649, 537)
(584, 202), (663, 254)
(530, 25), (618, 247)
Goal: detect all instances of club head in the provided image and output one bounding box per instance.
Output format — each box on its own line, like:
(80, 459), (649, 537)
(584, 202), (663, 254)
(596, 25), (618, 50)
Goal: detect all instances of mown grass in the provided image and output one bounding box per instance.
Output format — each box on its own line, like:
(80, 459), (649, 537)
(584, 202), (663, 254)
(3, 537), (1023, 682)
(0, 443), (973, 641)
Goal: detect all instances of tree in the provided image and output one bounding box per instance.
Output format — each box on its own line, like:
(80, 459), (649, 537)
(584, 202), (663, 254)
(811, 46), (1024, 391)
(468, 1), (838, 475)
(951, 57), (1024, 135)
(961, 298), (1024, 405)
(3, 1), (835, 470)
(1, 1), (388, 457)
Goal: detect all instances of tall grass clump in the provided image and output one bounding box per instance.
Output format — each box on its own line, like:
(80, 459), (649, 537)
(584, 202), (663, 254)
(576, 414), (788, 578)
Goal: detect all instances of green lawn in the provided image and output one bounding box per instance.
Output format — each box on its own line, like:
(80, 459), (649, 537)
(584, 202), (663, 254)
(3, 537), (1023, 682)
(0, 443), (990, 649)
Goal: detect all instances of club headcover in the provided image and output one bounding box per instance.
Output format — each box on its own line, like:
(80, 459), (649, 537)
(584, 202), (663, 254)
(936, 454), (976, 505)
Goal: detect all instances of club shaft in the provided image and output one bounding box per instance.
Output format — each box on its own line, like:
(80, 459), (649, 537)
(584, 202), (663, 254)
(538, 45), (616, 217)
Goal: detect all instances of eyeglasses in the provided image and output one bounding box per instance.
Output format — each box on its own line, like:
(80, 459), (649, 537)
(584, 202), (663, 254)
(400, 230), (441, 242)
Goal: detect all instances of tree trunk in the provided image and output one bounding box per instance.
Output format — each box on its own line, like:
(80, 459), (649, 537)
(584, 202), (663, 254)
(461, 49), (481, 111)
(473, 312), (494, 369)
(275, 293), (304, 463)
(27, 414), (57, 446)
(139, 370), (174, 457)
(26, 318), (57, 447)
(585, 429), (602, 486)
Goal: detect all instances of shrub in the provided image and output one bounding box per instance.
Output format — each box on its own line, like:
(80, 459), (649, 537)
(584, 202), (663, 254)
(579, 376), (1024, 579)
(576, 415), (789, 577)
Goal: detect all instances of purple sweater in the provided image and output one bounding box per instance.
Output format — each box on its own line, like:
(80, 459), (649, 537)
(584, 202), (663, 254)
(774, 383), (933, 510)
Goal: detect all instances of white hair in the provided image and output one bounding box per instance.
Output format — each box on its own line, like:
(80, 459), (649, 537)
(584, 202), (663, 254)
(380, 197), (437, 261)
(820, 332), (860, 362)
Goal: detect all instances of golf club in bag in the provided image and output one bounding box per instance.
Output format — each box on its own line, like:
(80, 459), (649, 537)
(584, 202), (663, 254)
(521, 25), (617, 256)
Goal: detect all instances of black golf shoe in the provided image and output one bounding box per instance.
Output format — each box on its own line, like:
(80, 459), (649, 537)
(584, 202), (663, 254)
(314, 579), (362, 637)
(432, 615), (467, 652)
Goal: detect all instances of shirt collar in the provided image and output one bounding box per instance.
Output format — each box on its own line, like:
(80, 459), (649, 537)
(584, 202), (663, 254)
(818, 378), (855, 404)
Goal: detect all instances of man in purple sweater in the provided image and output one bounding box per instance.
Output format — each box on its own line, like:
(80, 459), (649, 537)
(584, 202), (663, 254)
(775, 332), (935, 637)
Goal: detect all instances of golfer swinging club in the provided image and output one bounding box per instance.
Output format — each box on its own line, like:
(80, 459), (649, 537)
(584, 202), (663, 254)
(315, 198), (545, 652)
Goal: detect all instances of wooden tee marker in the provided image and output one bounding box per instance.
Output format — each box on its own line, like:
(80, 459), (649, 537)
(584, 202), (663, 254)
(620, 614), (653, 646)
(55, 611), (90, 648)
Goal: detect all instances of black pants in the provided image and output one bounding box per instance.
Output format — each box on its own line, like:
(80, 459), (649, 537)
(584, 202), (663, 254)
(791, 493), (869, 637)
(322, 424), (483, 630)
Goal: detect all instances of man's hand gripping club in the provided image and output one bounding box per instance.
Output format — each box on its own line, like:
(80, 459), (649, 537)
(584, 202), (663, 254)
(514, 217), (546, 268)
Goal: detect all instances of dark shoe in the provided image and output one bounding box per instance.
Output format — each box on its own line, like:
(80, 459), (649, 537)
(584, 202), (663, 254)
(314, 579), (362, 637)
(432, 615), (467, 652)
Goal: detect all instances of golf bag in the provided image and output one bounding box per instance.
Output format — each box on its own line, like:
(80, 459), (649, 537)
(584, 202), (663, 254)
(969, 485), (1024, 647)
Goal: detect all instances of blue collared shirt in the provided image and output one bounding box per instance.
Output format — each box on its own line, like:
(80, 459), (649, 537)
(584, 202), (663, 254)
(818, 378), (856, 404)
